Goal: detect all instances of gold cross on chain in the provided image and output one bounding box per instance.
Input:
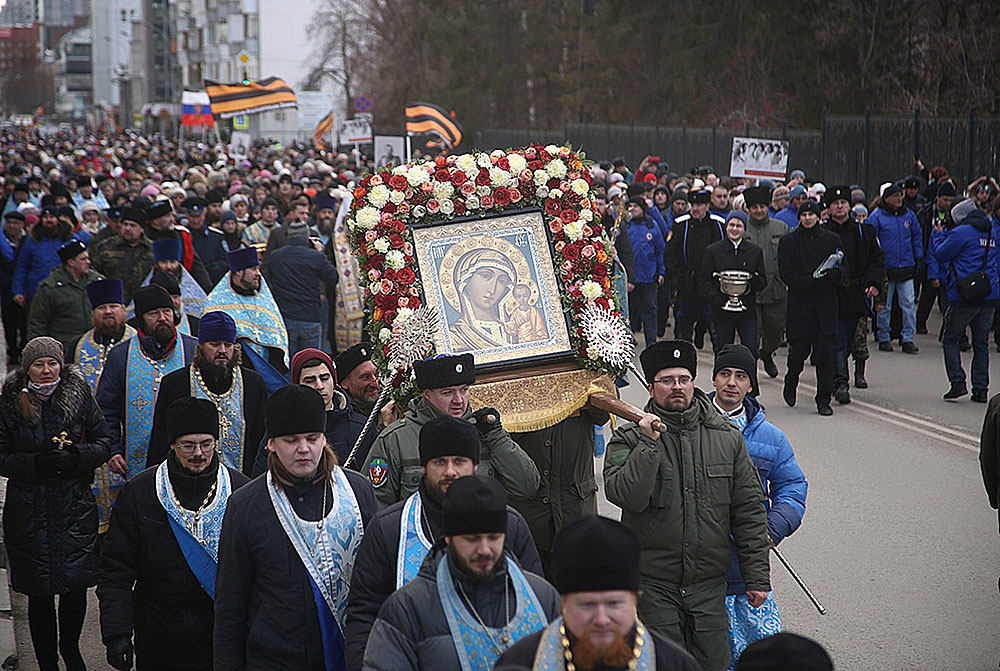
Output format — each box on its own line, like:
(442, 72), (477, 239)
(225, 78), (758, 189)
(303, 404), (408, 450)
(51, 431), (72, 450)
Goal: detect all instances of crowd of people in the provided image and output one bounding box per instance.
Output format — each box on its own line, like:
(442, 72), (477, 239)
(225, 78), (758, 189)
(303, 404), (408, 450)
(8, 124), (996, 671)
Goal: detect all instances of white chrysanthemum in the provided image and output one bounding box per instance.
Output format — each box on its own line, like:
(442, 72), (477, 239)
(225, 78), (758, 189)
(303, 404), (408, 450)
(579, 208), (593, 222)
(533, 169), (549, 186)
(396, 307), (414, 322)
(507, 154), (527, 174)
(564, 219), (586, 241)
(406, 166), (428, 186)
(476, 185), (491, 197)
(570, 178), (589, 196)
(536, 186), (549, 199)
(373, 237), (390, 253)
(391, 164), (408, 175)
(545, 144), (560, 155)
(456, 154), (477, 175)
(489, 167), (512, 187)
(389, 189), (405, 205)
(412, 205), (427, 219)
(379, 327), (392, 342)
(466, 195), (480, 210)
(476, 153), (492, 168)
(433, 180), (455, 200)
(548, 189), (563, 200)
(546, 158), (568, 179)
(439, 198), (455, 215)
(580, 280), (603, 300)
(354, 206), (379, 229)
(385, 250), (405, 270)
(367, 184), (390, 208)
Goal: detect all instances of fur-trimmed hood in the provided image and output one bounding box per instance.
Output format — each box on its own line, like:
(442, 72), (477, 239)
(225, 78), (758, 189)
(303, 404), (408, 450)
(1, 365), (93, 425)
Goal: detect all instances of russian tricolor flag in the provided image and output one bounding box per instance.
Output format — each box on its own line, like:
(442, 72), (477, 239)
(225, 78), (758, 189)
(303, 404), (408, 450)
(182, 91), (214, 126)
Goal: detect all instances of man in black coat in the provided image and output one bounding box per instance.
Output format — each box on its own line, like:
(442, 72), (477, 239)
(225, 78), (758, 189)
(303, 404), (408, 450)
(699, 210), (767, 355)
(250, 348), (374, 476)
(778, 200), (842, 416)
(146, 311), (267, 476)
(666, 189), (725, 348)
(98, 398), (250, 671)
(495, 516), (700, 671)
(822, 186), (885, 404)
(215, 385), (377, 671)
(345, 416), (542, 671)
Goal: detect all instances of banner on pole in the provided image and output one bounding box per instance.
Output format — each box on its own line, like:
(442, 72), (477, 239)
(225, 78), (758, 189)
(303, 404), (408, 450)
(204, 77), (297, 119)
(181, 91), (214, 127)
(339, 118), (372, 146)
(730, 137), (789, 180)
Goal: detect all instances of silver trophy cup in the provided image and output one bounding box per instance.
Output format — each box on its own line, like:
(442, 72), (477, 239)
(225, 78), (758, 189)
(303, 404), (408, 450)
(714, 270), (753, 312)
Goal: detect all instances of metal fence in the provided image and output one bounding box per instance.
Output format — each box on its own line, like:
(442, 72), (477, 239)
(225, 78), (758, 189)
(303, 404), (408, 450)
(474, 113), (1000, 196)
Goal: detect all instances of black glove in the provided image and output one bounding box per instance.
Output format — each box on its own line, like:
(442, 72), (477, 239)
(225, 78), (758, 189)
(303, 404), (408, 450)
(471, 407), (502, 434)
(106, 636), (134, 671)
(35, 451), (80, 478)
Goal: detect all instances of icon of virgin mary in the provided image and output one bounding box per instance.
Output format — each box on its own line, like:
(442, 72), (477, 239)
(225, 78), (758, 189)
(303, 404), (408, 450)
(447, 248), (518, 352)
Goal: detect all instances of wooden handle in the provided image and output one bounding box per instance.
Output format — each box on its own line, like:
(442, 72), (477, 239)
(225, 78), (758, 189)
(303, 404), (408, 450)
(588, 391), (666, 432)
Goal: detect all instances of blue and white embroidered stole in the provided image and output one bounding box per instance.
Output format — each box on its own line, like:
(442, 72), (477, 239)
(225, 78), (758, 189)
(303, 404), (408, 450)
(190, 365), (246, 472)
(154, 461), (231, 597)
(202, 274), (288, 365)
(124, 340), (186, 475)
(436, 555), (548, 671)
(396, 492), (433, 589)
(531, 616), (656, 671)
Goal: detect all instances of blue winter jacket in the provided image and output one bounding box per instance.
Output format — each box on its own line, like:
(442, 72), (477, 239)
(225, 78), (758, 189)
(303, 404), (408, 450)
(775, 205), (799, 230)
(932, 210), (1000, 304)
(625, 213), (666, 284)
(867, 206), (922, 269)
(709, 394), (808, 596)
(12, 230), (83, 299)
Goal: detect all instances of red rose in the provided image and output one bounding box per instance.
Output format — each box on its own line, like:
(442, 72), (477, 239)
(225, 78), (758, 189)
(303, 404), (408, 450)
(391, 219), (405, 233)
(383, 309), (397, 324)
(435, 156), (447, 168)
(475, 168), (491, 186)
(539, 149), (552, 161)
(390, 233), (405, 249)
(509, 187), (523, 203)
(397, 267), (416, 285)
(593, 262), (608, 276)
(494, 187), (511, 206)
(596, 296), (610, 310)
(409, 295), (422, 308)
(366, 253), (384, 270)
(527, 160), (543, 171)
(563, 244), (581, 260)
(382, 202), (397, 214)
(382, 268), (397, 281)
(388, 174), (407, 190)
(378, 293), (396, 310)
(547, 177), (561, 190)
(453, 199), (466, 215)
(480, 194), (494, 208)
(524, 148), (537, 160)
(497, 156), (510, 171)
(360, 175), (372, 188)
(450, 171), (467, 186)
(544, 199), (562, 216)
(434, 168), (450, 182)
(353, 186), (367, 199)
(559, 208), (577, 223)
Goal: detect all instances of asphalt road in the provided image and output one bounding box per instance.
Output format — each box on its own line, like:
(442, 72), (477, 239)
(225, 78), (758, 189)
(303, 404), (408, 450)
(4, 311), (1000, 670)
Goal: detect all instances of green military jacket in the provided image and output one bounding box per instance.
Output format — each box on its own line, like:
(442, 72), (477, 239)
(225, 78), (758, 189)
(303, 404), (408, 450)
(365, 396), (540, 506)
(743, 216), (789, 304)
(604, 389), (770, 591)
(89, 234), (155, 303)
(26, 266), (103, 350)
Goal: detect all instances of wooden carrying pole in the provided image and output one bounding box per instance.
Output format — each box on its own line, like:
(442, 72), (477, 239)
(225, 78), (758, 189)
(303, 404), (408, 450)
(588, 391), (666, 432)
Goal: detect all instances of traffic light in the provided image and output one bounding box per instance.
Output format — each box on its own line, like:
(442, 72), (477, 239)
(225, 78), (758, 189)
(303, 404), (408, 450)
(241, 69), (250, 86)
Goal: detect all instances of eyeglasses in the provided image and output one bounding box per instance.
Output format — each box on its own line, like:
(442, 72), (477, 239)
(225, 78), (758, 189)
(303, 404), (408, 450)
(653, 376), (692, 388)
(174, 439), (216, 454)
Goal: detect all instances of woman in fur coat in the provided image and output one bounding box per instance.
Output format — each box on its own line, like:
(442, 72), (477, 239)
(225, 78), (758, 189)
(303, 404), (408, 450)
(0, 336), (111, 671)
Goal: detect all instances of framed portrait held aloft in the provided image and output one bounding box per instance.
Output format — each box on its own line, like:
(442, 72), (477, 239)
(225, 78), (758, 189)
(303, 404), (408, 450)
(346, 144), (634, 420)
(411, 208), (573, 368)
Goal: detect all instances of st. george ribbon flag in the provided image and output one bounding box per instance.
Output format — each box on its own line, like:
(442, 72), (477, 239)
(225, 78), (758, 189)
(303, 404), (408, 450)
(404, 101), (463, 148)
(203, 77), (297, 119)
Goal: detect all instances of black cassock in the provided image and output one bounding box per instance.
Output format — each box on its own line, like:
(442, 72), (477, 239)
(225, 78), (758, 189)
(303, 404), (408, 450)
(98, 453), (250, 671)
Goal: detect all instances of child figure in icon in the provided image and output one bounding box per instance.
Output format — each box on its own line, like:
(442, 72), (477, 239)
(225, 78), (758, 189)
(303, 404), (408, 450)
(504, 283), (548, 344)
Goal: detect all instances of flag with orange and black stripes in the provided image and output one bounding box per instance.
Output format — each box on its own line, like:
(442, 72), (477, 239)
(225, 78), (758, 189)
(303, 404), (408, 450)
(313, 111), (334, 149)
(204, 77), (297, 119)
(405, 102), (463, 149)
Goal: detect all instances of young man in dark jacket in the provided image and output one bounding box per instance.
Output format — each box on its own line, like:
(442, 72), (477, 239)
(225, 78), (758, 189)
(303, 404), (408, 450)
(868, 184), (922, 353)
(699, 211), (766, 355)
(822, 186), (885, 404)
(268, 222), (338, 355)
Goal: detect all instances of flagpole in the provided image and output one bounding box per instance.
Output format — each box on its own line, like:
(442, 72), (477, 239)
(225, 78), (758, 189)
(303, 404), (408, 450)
(405, 134), (411, 163)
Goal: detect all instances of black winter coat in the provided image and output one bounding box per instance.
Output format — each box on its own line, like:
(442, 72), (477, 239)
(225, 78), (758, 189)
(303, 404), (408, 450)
(98, 455), (250, 670)
(822, 217), (886, 318)
(269, 238), (339, 323)
(0, 367), (111, 596)
(214, 468), (377, 671)
(665, 213), (724, 297)
(345, 481), (543, 671)
(778, 224), (842, 339)
(698, 238), (767, 312)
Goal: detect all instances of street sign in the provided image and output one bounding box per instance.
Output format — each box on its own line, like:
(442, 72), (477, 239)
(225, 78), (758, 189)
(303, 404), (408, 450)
(236, 49), (251, 65)
(232, 114), (249, 130)
(339, 117), (372, 145)
(353, 95), (372, 112)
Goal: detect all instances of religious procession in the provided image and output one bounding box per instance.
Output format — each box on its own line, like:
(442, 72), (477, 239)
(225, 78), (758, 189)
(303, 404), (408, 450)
(1, 3), (1000, 670)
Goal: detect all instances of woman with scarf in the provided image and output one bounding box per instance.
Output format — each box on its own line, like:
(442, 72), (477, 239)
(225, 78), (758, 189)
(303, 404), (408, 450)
(0, 336), (111, 671)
